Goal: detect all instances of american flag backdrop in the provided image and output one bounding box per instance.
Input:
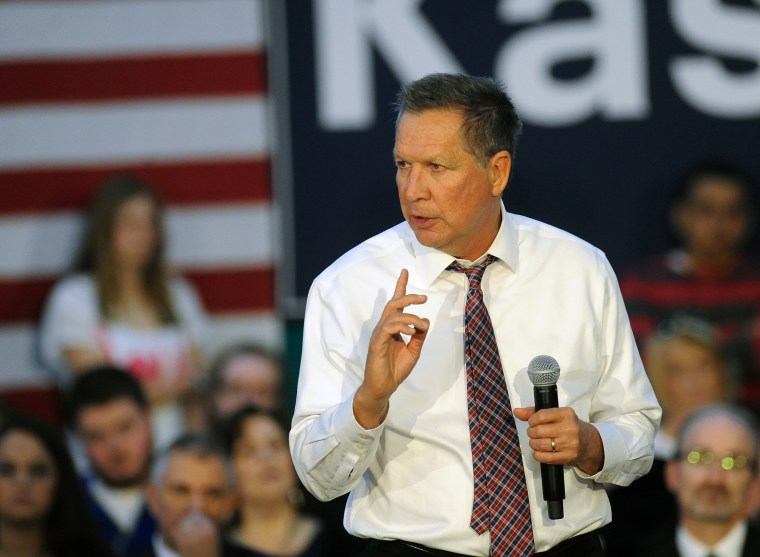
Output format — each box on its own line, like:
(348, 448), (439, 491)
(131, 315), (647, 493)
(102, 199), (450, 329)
(0, 0), (280, 421)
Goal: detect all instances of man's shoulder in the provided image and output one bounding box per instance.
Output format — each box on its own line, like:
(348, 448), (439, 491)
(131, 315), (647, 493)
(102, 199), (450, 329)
(133, 546), (158, 557)
(508, 212), (608, 274)
(625, 523), (678, 557)
(744, 520), (760, 554)
(314, 222), (412, 282)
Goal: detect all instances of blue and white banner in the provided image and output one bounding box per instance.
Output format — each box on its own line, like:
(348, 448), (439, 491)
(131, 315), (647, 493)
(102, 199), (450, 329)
(279, 0), (760, 302)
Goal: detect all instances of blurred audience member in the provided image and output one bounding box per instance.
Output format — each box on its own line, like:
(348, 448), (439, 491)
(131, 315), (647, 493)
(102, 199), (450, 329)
(648, 316), (734, 459)
(603, 315), (733, 555)
(67, 366), (156, 557)
(206, 350), (366, 555)
(0, 412), (115, 557)
(205, 344), (284, 434)
(630, 404), (760, 556)
(144, 433), (236, 557)
(620, 161), (760, 410)
(221, 406), (353, 557)
(39, 174), (209, 448)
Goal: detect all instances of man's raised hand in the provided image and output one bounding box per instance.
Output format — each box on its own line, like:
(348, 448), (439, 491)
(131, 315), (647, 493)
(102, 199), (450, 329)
(354, 269), (429, 428)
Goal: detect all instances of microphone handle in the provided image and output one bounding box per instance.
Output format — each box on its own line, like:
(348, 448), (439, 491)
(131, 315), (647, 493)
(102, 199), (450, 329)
(533, 385), (565, 519)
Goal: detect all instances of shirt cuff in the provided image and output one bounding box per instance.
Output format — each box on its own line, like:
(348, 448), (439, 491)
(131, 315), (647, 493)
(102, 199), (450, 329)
(331, 394), (384, 478)
(573, 422), (626, 483)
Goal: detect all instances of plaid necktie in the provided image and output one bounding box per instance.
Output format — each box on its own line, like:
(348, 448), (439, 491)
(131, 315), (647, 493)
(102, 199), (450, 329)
(448, 256), (534, 557)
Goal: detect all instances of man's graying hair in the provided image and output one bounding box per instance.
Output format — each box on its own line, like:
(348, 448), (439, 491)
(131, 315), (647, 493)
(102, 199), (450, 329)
(150, 433), (234, 487)
(393, 73), (523, 168)
(675, 403), (760, 473)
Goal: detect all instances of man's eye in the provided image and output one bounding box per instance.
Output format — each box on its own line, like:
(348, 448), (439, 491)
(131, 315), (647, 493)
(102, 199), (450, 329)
(0, 462), (15, 477)
(430, 163), (443, 171)
(396, 160), (409, 169)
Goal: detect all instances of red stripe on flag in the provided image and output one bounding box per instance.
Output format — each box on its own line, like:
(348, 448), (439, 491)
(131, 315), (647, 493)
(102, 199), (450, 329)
(622, 277), (760, 306)
(1, 159), (271, 214)
(184, 267), (275, 314)
(0, 278), (54, 324)
(0, 387), (64, 427)
(0, 268), (274, 324)
(0, 51), (266, 105)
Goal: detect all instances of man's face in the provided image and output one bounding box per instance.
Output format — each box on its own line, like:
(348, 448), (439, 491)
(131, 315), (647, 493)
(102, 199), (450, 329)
(666, 415), (760, 527)
(213, 354), (280, 418)
(394, 109), (510, 261)
(661, 338), (725, 414)
(147, 451), (234, 550)
(675, 178), (749, 261)
(78, 398), (152, 487)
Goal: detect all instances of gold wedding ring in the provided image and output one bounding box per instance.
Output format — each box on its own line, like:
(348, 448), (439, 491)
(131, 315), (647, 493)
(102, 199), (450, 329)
(551, 438), (556, 452)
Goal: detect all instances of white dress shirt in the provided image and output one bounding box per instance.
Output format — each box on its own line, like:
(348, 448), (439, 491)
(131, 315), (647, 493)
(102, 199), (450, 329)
(290, 205), (661, 555)
(153, 534), (182, 557)
(676, 522), (747, 557)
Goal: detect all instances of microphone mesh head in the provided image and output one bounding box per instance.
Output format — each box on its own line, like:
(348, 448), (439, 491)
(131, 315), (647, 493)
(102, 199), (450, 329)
(527, 355), (560, 386)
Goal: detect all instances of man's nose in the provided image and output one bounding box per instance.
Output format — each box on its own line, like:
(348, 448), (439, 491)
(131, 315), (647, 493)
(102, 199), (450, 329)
(402, 166), (428, 200)
(189, 493), (207, 512)
(704, 462), (728, 483)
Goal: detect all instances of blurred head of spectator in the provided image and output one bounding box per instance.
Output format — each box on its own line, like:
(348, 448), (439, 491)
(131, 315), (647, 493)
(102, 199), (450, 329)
(670, 161), (756, 274)
(147, 433), (235, 557)
(74, 174), (176, 324)
(205, 343), (284, 428)
(665, 404), (760, 551)
(645, 315), (732, 455)
(0, 412), (115, 557)
(67, 365), (153, 488)
(222, 405), (327, 556)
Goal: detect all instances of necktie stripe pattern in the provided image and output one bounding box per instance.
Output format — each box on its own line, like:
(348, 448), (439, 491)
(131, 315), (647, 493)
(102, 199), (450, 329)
(448, 256), (534, 557)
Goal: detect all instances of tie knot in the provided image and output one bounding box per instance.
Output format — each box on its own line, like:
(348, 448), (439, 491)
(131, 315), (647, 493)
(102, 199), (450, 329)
(447, 255), (496, 289)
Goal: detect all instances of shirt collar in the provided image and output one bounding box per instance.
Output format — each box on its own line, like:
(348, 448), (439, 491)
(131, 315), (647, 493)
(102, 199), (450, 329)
(410, 201), (518, 287)
(153, 534), (182, 557)
(676, 521), (748, 557)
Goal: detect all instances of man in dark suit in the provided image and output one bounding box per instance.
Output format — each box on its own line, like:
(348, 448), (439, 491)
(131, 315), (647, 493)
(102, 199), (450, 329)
(630, 404), (760, 557)
(68, 365), (157, 557)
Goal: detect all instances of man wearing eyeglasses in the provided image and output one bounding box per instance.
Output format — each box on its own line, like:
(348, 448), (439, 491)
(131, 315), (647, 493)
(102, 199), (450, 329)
(631, 404), (760, 556)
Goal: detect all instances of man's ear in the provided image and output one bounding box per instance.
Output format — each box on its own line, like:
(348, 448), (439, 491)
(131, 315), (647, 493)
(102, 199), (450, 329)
(742, 473), (760, 518)
(489, 151), (512, 197)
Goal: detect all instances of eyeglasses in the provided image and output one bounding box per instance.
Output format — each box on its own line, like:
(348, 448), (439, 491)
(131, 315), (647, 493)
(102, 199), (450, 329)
(681, 449), (756, 472)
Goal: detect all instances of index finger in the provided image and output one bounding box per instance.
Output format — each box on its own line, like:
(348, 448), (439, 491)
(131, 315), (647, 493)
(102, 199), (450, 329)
(527, 407), (564, 426)
(393, 269), (409, 299)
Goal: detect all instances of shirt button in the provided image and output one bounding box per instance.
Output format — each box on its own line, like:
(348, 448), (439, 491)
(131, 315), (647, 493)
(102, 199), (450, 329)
(359, 434), (370, 440)
(356, 443), (366, 450)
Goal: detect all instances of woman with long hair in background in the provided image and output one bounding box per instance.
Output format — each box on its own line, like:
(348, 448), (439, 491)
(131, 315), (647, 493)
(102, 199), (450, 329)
(39, 174), (209, 448)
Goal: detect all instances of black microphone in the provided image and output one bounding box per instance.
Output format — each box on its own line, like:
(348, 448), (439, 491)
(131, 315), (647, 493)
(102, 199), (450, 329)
(527, 355), (565, 519)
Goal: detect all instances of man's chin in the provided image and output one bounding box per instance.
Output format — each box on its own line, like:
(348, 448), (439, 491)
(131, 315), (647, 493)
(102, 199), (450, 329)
(97, 470), (147, 488)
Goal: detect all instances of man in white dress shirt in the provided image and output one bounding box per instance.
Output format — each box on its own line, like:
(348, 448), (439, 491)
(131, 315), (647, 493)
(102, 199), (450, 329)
(290, 72), (661, 557)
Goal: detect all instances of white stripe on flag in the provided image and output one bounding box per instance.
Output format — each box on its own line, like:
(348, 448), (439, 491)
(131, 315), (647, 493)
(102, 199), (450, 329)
(0, 204), (274, 279)
(0, 97), (269, 169)
(0, 0), (264, 60)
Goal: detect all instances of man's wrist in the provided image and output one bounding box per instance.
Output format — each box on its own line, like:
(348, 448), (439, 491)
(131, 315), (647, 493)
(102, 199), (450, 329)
(353, 386), (389, 429)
